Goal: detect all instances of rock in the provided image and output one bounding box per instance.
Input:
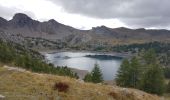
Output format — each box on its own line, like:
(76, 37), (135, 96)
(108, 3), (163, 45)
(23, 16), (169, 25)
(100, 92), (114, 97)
(0, 94), (5, 99)
(77, 79), (84, 84)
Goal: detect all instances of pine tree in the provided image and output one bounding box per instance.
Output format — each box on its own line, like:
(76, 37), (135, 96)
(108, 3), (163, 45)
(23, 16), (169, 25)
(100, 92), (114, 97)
(116, 57), (141, 88)
(91, 63), (103, 83)
(130, 57), (141, 88)
(116, 59), (131, 87)
(140, 49), (165, 95)
(116, 49), (166, 95)
(140, 64), (165, 95)
(84, 73), (92, 82)
(84, 63), (103, 83)
(143, 49), (157, 65)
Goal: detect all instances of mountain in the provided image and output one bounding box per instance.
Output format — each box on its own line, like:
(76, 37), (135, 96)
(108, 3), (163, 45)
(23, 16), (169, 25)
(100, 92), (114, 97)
(0, 13), (170, 50)
(0, 13), (92, 49)
(0, 13), (83, 39)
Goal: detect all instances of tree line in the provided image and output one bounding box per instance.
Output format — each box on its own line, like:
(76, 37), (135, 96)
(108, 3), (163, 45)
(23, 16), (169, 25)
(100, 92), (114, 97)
(116, 49), (165, 95)
(83, 49), (167, 95)
(0, 40), (78, 78)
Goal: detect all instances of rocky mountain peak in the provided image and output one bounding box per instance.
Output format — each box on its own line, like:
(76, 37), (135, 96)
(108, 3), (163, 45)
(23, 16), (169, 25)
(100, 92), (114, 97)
(91, 25), (113, 35)
(92, 25), (109, 30)
(46, 19), (62, 27)
(13, 13), (32, 20)
(48, 19), (58, 23)
(9, 13), (39, 28)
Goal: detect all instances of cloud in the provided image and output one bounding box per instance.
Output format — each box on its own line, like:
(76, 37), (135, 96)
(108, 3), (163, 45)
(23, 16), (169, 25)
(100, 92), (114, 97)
(48, 0), (170, 28)
(0, 5), (18, 19)
(0, 4), (35, 20)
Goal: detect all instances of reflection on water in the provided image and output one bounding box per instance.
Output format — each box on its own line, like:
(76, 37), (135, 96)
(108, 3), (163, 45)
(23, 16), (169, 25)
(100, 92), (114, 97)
(45, 52), (123, 80)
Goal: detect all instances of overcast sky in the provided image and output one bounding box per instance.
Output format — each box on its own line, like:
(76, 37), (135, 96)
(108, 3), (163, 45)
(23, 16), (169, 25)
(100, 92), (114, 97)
(0, 0), (169, 30)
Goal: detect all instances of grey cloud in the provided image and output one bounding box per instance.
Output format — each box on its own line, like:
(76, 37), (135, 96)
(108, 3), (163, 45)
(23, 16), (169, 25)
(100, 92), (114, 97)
(0, 5), (35, 20)
(0, 5), (18, 19)
(49, 0), (170, 28)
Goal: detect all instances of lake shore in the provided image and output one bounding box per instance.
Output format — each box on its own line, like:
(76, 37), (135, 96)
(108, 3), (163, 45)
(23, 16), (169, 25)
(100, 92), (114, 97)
(40, 49), (131, 81)
(40, 49), (132, 58)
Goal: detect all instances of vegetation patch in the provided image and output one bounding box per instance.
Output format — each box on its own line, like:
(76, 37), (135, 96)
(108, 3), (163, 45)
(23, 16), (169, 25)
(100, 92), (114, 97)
(116, 49), (166, 95)
(0, 40), (78, 78)
(108, 91), (120, 99)
(53, 82), (69, 92)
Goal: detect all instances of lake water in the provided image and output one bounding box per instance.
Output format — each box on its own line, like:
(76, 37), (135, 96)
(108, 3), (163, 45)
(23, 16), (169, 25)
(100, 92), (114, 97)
(45, 52), (123, 80)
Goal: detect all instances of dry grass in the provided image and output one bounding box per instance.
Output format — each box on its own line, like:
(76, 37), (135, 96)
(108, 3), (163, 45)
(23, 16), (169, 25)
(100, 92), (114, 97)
(163, 93), (170, 100)
(0, 66), (162, 100)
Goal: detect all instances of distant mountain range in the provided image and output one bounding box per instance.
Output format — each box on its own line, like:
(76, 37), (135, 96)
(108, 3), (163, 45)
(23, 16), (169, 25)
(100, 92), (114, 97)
(0, 13), (170, 50)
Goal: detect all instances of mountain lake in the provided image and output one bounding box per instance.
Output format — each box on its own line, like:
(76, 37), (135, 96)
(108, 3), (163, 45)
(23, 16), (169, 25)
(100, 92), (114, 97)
(44, 51), (124, 80)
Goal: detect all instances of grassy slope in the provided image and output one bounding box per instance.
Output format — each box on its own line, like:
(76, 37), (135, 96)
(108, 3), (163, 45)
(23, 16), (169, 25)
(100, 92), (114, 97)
(0, 66), (162, 100)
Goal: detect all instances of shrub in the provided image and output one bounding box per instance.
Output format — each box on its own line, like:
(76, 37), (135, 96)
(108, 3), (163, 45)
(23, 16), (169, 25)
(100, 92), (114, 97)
(53, 82), (69, 92)
(108, 91), (119, 99)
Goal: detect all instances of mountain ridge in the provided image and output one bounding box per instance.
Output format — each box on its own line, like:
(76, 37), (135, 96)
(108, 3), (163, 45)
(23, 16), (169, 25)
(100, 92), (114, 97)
(0, 13), (170, 50)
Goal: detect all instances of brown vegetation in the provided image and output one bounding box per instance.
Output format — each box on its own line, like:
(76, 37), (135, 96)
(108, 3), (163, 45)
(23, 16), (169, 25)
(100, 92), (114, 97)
(0, 66), (162, 100)
(53, 82), (69, 92)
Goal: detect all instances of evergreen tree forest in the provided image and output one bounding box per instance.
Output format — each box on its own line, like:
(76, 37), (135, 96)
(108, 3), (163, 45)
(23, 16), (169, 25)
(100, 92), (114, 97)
(0, 40), (78, 78)
(116, 49), (166, 95)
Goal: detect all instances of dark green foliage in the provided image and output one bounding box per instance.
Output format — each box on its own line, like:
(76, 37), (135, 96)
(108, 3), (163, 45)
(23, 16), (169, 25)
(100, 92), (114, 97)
(129, 57), (141, 88)
(113, 41), (170, 54)
(91, 63), (103, 83)
(166, 81), (170, 93)
(116, 59), (131, 87)
(0, 40), (78, 78)
(83, 73), (92, 82)
(84, 63), (103, 83)
(140, 49), (165, 95)
(116, 57), (141, 88)
(0, 42), (15, 63)
(116, 49), (165, 95)
(140, 64), (165, 95)
(143, 49), (157, 64)
(163, 67), (170, 79)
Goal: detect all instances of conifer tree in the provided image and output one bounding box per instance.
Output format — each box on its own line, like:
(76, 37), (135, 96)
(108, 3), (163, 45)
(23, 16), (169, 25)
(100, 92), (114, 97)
(116, 59), (131, 87)
(129, 57), (141, 88)
(140, 64), (165, 95)
(91, 63), (103, 83)
(84, 73), (92, 82)
(116, 57), (141, 88)
(84, 63), (103, 83)
(140, 49), (165, 95)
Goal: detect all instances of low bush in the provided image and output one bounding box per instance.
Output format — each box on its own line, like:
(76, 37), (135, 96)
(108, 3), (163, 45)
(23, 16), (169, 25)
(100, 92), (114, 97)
(53, 82), (69, 92)
(108, 91), (119, 99)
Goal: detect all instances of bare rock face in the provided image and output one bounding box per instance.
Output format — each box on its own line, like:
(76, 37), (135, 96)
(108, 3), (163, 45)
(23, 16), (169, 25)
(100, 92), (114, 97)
(0, 13), (170, 48)
(0, 17), (8, 28)
(9, 13), (39, 28)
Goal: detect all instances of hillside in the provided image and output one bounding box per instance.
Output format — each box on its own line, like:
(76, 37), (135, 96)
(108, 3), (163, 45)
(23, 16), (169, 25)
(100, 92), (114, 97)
(0, 13), (170, 50)
(0, 65), (162, 100)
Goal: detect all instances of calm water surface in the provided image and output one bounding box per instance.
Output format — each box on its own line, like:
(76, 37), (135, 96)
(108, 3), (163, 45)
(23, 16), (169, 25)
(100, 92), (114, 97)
(45, 52), (123, 80)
